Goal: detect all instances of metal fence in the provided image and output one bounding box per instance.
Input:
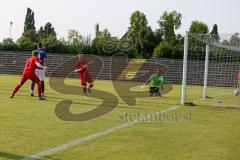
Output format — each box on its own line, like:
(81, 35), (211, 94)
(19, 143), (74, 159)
(0, 51), (239, 87)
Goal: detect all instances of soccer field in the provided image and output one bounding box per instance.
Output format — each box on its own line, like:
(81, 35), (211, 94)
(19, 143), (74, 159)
(0, 74), (240, 160)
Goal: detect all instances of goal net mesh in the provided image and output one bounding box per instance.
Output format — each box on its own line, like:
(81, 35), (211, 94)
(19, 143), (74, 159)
(185, 33), (240, 107)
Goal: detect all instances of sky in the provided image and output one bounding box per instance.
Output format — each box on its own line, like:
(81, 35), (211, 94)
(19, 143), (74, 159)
(0, 0), (239, 41)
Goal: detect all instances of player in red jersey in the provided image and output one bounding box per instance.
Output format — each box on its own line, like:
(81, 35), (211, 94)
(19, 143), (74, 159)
(237, 71), (240, 89)
(10, 50), (47, 100)
(74, 52), (93, 96)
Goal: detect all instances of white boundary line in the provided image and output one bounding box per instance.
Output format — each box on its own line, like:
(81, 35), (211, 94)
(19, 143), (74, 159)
(192, 92), (231, 104)
(20, 106), (180, 160)
(19, 91), (233, 160)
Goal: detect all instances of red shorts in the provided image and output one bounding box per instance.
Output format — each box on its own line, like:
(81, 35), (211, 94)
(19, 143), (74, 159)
(79, 72), (93, 85)
(19, 71), (40, 85)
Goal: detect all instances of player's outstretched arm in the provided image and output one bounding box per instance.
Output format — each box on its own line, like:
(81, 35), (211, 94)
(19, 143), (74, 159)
(141, 79), (150, 89)
(36, 62), (47, 70)
(74, 68), (82, 72)
(74, 65), (88, 72)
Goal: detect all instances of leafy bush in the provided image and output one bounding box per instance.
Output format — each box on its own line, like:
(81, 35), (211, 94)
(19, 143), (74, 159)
(152, 42), (173, 58)
(17, 36), (35, 51)
(0, 38), (18, 51)
(152, 42), (183, 59)
(126, 47), (138, 58)
(39, 34), (57, 52)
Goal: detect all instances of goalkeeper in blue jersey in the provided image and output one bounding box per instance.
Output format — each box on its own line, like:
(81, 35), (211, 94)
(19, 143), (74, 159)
(142, 68), (165, 97)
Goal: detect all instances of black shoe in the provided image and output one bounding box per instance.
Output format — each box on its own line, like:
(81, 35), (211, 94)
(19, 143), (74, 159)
(39, 96), (46, 100)
(10, 95), (14, 98)
(30, 93), (34, 97)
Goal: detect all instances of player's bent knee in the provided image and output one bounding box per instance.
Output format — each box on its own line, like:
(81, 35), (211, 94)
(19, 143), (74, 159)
(89, 83), (93, 88)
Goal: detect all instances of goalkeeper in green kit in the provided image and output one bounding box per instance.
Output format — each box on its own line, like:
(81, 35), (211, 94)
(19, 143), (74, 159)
(141, 68), (165, 97)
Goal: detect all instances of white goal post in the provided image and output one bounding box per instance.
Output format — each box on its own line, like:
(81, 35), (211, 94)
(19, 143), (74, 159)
(181, 31), (188, 105)
(181, 31), (240, 106)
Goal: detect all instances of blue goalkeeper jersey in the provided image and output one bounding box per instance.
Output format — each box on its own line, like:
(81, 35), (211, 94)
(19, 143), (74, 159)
(36, 48), (47, 69)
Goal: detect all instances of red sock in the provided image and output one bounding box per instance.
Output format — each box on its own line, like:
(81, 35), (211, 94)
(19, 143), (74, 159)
(12, 84), (21, 96)
(82, 87), (87, 95)
(37, 83), (42, 97)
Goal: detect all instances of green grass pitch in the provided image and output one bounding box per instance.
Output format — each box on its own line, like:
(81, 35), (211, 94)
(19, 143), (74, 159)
(0, 74), (239, 160)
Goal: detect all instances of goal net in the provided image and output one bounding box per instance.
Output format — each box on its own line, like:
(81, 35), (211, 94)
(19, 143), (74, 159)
(181, 32), (240, 108)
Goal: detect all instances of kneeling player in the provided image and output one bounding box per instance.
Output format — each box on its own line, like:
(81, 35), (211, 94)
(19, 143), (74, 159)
(10, 50), (47, 100)
(74, 52), (93, 96)
(142, 68), (165, 97)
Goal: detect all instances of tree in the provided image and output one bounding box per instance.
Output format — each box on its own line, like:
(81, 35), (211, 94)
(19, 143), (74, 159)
(68, 29), (82, 44)
(17, 36), (34, 51)
(18, 7), (37, 46)
(0, 38), (18, 50)
(38, 22), (57, 37)
(95, 23), (100, 35)
(24, 8), (36, 31)
(38, 27), (45, 36)
(21, 29), (38, 43)
(152, 11), (182, 59)
(17, 29), (38, 48)
(142, 27), (158, 58)
(153, 29), (163, 45)
(43, 22), (56, 36)
(127, 11), (148, 57)
(81, 34), (92, 54)
(210, 24), (219, 42)
(3, 38), (14, 44)
(54, 38), (74, 53)
(158, 11), (182, 43)
(210, 24), (218, 35)
(40, 34), (57, 52)
(152, 42), (174, 58)
(126, 47), (138, 58)
(229, 33), (240, 45)
(37, 22), (57, 42)
(67, 29), (86, 52)
(152, 41), (183, 59)
(92, 28), (111, 55)
(189, 21), (209, 34)
(38, 22), (56, 38)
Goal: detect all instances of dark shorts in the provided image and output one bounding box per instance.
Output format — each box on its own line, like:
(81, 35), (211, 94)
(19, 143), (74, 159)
(149, 87), (160, 94)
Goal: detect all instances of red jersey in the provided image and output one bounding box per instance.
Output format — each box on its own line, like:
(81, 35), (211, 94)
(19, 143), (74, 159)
(75, 59), (93, 84)
(75, 59), (88, 75)
(238, 71), (240, 81)
(24, 56), (39, 72)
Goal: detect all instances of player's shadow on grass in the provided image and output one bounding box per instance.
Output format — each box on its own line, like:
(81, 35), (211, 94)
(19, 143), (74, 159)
(0, 151), (25, 160)
(46, 95), (164, 109)
(0, 151), (61, 160)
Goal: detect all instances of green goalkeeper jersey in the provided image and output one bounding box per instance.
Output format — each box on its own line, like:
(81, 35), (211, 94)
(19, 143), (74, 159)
(148, 74), (164, 88)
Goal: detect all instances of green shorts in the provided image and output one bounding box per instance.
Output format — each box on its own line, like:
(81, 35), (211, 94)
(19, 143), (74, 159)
(149, 87), (160, 94)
